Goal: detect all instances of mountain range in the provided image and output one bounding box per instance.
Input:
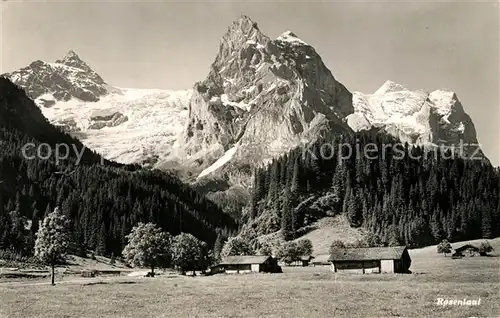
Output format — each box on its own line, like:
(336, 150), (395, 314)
(2, 15), (485, 181)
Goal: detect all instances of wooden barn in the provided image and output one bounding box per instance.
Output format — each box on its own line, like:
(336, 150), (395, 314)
(217, 256), (281, 274)
(328, 246), (411, 274)
(452, 244), (480, 257)
(299, 255), (314, 267)
(311, 254), (331, 266)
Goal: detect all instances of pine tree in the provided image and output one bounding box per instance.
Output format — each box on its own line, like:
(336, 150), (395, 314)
(249, 192), (258, 219)
(387, 225), (401, 247)
(44, 203), (52, 219)
(346, 189), (362, 227)
(76, 225), (86, 257)
(430, 211), (443, 242)
(0, 188), (12, 249)
(281, 186), (293, 241)
(331, 162), (345, 209)
(494, 197), (500, 237)
(481, 208), (493, 239)
(290, 158), (300, 195)
(213, 232), (226, 261)
(31, 204), (41, 237)
(97, 223), (107, 256)
(268, 164), (279, 208)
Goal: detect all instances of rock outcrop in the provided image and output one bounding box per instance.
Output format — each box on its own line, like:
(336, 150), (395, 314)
(181, 16), (354, 177)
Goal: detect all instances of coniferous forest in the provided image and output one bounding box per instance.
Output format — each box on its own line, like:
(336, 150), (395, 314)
(247, 131), (500, 248)
(0, 77), (237, 258)
(1, 74), (499, 259)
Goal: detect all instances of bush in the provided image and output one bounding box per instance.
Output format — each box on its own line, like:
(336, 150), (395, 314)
(276, 242), (299, 265)
(257, 244), (273, 256)
(437, 239), (452, 256)
(220, 237), (254, 259)
(310, 194), (340, 217)
(329, 240), (345, 254)
(365, 233), (383, 247)
(294, 225), (318, 238)
(296, 239), (313, 256)
(479, 241), (494, 256)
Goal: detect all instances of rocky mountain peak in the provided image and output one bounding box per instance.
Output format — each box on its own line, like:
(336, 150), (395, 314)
(226, 15), (263, 38)
(61, 49), (80, 60)
(213, 16), (270, 69)
(375, 80), (408, 95)
(3, 50), (108, 103)
(182, 16), (354, 178)
(55, 50), (94, 73)
(276, 30), (309, 46)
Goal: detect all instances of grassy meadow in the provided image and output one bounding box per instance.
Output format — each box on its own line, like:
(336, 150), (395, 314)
(0, 238), (499, 317)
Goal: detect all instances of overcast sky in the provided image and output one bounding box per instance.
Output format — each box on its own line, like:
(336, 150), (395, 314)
(1, 0), (499, 165)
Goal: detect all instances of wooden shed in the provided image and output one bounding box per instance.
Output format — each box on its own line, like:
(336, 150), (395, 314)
(328, 246), (411, 274)
(311, 254), (331, 266)
(218, 256), (281, 274)
(452, 244), (480, 257)
(299, 255), (315, 267)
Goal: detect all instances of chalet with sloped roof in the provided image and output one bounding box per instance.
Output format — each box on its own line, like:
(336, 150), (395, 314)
(217, 255), (281, 274)
(328, 246), (411, 274)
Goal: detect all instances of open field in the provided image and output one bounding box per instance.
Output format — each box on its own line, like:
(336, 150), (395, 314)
(0, 238), (499, 317)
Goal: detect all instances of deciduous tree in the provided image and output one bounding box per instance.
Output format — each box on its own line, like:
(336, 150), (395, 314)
(296, 239), (313, 256)
(329, 240), (346, 255)
(171, 233), (204, 275)
(220, 237), (254, 259)
(34, 207), (71, 285)
(122, 222), (171, 277)
(276, 241), (299, 265)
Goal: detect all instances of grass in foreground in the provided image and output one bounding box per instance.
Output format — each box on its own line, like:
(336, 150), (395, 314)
(1, 239), (499, 317)
(0, 261), (498, 318)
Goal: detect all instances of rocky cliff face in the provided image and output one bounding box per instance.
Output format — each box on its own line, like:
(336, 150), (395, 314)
(347, 81), (482, 157)
(181, 16), (354, 177)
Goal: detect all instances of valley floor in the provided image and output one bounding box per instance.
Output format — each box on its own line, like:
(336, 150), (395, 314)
(0, 239), (499, 317)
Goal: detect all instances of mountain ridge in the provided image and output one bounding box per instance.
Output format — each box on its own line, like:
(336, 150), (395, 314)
(1, 15), (487, 178)
(178, 15), (354, 180)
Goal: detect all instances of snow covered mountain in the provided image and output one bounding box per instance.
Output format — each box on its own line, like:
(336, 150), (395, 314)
(7, 50), (109, 103)
(175, 16), (354, 179)
(40, 88), (191, 165)
(2, 16), (485, 177)
(347, 80), (481, 156)
(3, 51), (191, 165)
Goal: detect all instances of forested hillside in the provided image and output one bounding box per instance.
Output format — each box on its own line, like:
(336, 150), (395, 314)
(245, 131), (500, 248)
(0, 77), (237, 258)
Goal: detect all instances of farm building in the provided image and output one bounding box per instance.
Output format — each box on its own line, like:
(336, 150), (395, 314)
(452, 244), (480, 257)
(299, 255), (315, 267)
(311, 254), (331, 266)
(328, 246), (411, 274)
(216, 256), (281, 274)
